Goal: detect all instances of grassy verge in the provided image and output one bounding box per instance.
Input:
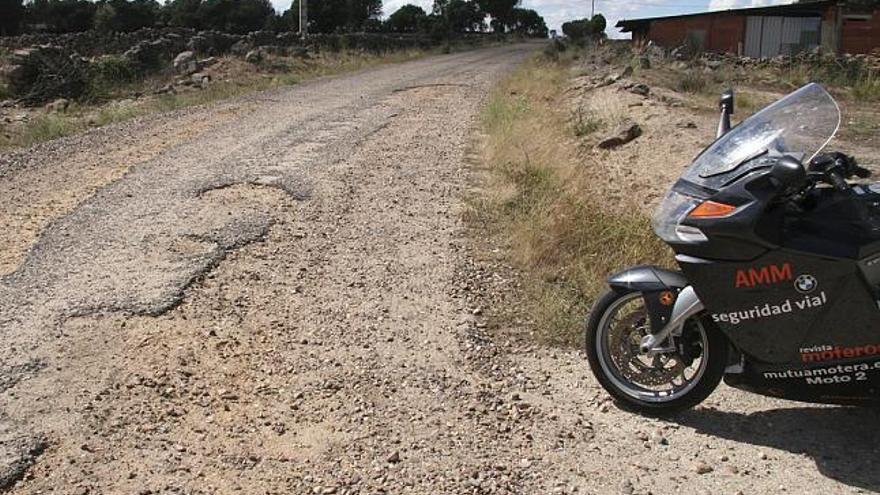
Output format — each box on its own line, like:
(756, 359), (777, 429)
(469, 49), (670, 347)
(0, 48), (434, 152)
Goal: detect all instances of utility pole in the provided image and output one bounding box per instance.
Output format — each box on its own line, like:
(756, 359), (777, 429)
(591, 0), (595, 18)
(299, 0), (308, 36)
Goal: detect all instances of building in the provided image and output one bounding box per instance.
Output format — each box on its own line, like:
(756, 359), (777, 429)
(616, 1), (880, 57)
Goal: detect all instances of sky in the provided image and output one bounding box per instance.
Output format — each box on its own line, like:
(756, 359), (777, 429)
(270, 0), (794, 38)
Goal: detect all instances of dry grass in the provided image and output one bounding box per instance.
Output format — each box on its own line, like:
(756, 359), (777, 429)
(471, 50), (670, 347)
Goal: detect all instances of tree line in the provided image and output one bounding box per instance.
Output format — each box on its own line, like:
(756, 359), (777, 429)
(0, 0), (548, 38)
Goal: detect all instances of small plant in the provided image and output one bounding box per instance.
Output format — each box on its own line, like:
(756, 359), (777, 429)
(676, 70), (708, 94)
(88, 55), (142, 98)
(0, 83), (10, 100)
(571, 106), (603, 137)
(852, 71), (880, 102)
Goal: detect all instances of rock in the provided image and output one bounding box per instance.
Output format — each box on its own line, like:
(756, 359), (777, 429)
(386, 451), (400, 463)
(0, 421), (47, 490)
(602, 73), (620, 86)
(245, 49), (264, 64)
(619, 480), (634, 495)
(191, 72), (211, 87)
(692, 461), (713, 475)
(621, 65), (634, 78)
(629, 83), (650, 97)
(676, 121), (697, 129)
(597, 119), (642, 150)
(198, 57), (218, 69)
(637, 54), (651, 69)
(173, 50), (197, 75)
(5, 45), (88, 104)
(45, 98), (69, 113)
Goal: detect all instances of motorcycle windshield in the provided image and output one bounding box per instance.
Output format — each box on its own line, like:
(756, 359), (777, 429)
(653, 83), (839, 243)
(682, 82), (841, 189)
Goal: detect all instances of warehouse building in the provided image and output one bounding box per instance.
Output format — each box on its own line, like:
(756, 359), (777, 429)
(616, 1), (880, 57)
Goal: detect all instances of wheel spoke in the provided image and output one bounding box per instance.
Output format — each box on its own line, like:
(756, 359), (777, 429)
(595, 292), (710, 403)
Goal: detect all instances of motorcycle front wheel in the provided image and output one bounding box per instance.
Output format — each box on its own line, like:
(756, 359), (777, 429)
(585, 288), (727, 414)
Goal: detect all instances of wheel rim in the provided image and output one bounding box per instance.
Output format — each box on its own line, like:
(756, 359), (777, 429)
(595, 292), (709, 403)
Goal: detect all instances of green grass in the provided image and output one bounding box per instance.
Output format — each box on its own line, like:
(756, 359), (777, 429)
(852, 72), (880, 102)
(14, 113), (83, 147)
(675, 70), (709, 94)
(471, 49), (670, 347)
(571, 106), (604, 137)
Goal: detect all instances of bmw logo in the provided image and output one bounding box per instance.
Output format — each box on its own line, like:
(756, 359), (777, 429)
(795, 274), (818, 294)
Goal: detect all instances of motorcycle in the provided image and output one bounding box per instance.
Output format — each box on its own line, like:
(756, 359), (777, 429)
(585, 82), (880, 413)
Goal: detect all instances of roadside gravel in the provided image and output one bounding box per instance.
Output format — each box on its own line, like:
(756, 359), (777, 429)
(0, 42), (877, 495)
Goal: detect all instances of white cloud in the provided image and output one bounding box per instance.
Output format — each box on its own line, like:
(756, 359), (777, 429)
(708, 0), (781, 10)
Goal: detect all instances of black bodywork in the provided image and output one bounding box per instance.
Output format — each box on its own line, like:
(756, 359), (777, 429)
(660, 162), (880, 405)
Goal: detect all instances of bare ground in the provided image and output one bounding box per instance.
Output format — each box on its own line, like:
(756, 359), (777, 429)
(0, 42), (879, 495)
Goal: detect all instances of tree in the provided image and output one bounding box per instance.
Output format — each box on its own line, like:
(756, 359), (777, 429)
(433, 0), (483, 33)
(562, 14), (606, 40)
(509, 8), (546, 38)
(475, 0), (517, 32)
(0, 0), (25, 35)
(561, 18), (588, 39)
(25, 0), (97, 33)
(198, 0), (275, 34)
(285, 0), (381, 33)
(590, 14), (606, 37)
(163, 0), (203, 28)
(385, 4), (427, 33)
(93, 0), (159, 32)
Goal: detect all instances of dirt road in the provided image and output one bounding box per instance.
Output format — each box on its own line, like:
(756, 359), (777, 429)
(0, 43), (878, 495)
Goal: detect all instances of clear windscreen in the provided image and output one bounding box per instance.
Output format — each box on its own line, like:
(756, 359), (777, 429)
(653, 83), (840, 243)
(682, 83), (840, 189)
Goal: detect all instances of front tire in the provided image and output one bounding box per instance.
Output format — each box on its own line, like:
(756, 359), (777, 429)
(585, 288), (727, 414)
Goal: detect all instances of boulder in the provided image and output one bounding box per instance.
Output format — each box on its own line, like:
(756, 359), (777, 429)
(629, 83), (650, 97)
(245, 49), (264, 64)
(173, 50), (197, 74)
(597, 119), (642, 149)
(191, 72), (211, 87)
(4, 45), (88, 104)
(44, 98), (69, 113)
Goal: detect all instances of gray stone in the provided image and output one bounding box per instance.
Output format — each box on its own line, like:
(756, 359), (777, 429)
(44, 97), (69, 113)
(597, 119), (642, 149)
(173, 50), (197, 74)
(629, 83), (650, 97)
(245, 49), (263, 64)
(0, 421), (46, 490)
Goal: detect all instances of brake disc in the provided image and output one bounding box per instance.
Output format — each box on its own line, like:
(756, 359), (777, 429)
(608, 308), (685, 387)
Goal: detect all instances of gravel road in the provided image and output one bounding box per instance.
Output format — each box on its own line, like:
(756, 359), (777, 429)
(0, 43), (878, 495)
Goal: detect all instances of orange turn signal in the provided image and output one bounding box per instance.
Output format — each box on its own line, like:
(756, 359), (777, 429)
(688, 200), (737, 218)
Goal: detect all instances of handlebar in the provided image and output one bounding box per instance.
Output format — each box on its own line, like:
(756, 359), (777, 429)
(808, 152), (872, 192)
(826, 169), (849, 191)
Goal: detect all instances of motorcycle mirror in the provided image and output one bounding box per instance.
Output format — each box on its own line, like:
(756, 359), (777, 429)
(770, 155), (806, 190)
(717, 89), (734, 138)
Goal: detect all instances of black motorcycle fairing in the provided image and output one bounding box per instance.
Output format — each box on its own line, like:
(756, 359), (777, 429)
(607, 265), (688, 292)
(607, 265), (688, 333)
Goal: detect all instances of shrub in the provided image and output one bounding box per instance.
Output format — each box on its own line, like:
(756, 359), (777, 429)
(676, 70), (707, 94)
(852, 71), (880, 102)
(88, 55), (142, 98)
(571, 107), (602, 137)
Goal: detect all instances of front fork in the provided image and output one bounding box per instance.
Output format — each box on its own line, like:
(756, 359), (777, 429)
(639, 286), (704, 355)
